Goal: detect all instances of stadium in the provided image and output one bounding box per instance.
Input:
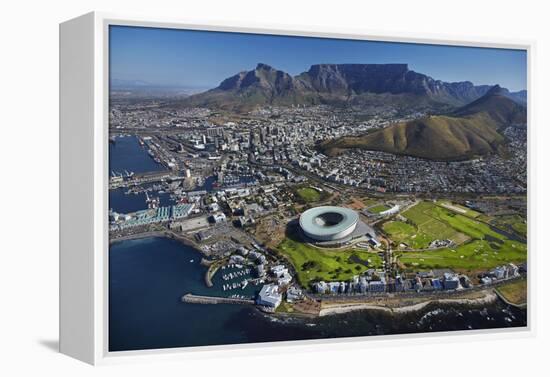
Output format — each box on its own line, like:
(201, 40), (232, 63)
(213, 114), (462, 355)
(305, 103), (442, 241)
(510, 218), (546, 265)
(299, 206), (378, 247)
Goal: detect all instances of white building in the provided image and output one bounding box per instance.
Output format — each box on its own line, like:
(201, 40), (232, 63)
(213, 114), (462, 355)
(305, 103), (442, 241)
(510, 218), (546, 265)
(380, 204), (400, 217)
(277, 272), (292, 286)
(286, 286), (303, 303)
(210, 212), (226, 223)
(257, 284), (282, 308)
(271, 265), (288, 278)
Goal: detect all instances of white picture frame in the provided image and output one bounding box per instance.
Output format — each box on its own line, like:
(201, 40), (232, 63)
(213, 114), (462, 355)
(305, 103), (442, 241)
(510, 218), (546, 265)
(60, 11), (534, 365)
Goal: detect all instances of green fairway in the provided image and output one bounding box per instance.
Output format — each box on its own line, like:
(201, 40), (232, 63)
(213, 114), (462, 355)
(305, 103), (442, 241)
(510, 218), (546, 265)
(397, 201), (469, 245)
(402, 201), (434, 224)
(428, 204), (505, 241)
(369, 204), (390, 214)
(296, 187), (322, 203)
(382, 221), (433, 249)
(390, 201), (527, 274)
(400, 201), (509, 243)
(276, 235), (383, 288)
(397, 239), (526, 273)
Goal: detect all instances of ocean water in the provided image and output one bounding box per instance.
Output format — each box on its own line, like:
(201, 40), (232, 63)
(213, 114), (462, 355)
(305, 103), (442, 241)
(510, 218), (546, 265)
(109, 135), (166, 174)
(109, 237), (527, 352)
(109, 187), (175, 214)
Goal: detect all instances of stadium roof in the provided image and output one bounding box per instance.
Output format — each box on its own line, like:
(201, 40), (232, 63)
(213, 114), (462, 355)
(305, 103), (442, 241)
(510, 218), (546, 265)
(299, 206), (359, 238)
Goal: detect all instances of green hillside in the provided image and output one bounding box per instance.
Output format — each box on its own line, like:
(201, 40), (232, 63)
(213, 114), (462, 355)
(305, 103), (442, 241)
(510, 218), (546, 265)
(321, 113), (504, 160)
(320, 87), (526, 161)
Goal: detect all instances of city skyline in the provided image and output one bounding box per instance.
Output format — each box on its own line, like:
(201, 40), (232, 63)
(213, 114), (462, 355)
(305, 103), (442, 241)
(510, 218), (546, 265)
(109, 25), (527, 92)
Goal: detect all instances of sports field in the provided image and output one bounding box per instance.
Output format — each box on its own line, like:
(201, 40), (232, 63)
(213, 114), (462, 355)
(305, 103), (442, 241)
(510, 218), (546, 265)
(277, 235), (383, 287)
(369, 204), (391, 214)
(296, 187), (322, 203)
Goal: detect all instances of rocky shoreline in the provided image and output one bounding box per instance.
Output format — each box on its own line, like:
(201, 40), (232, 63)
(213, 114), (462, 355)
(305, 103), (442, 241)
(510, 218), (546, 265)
(318, 290), (498, 317)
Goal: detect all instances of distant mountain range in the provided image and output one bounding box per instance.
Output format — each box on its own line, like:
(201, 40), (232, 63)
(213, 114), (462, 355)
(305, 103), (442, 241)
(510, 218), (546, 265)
(110, 79), (155, 88)
(319, 85), (527, 161)
(110, 79), (209, 96)
(180, 63), (526, 111)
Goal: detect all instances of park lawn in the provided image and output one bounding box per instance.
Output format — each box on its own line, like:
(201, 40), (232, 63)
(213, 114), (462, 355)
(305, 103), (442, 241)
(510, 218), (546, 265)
(396, 239), (527, 273)
(296, 187), (322, 203)
(277, 236), (383, 288)
(369, 204), (391, 214)
(496, 279), (527, 306)
(382, 221), (433, 249)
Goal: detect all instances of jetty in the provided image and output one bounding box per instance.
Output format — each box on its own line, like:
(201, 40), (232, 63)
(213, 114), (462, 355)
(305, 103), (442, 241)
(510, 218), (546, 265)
(181, 293), (255, 305)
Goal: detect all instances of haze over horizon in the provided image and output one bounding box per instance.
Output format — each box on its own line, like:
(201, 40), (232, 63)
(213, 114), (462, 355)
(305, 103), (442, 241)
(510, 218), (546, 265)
(110, 25), (527, 92)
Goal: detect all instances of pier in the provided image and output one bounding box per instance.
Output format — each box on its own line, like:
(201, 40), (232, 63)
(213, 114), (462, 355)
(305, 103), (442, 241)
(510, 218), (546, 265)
(181, 293), (255, 305)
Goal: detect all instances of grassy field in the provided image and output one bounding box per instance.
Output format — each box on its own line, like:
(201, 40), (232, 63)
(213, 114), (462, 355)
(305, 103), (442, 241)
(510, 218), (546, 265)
(382, 221), (433, 249)
(395, 201), (470, 245)
(392, 201), (527, 275)
(397, 239), (527, 273)
(496, 279), (527, 306)
(296, 187), (322, 203)
(369, 204), (391, 214)
(276, 235), (383, 288)
(429, 205), (505, 241)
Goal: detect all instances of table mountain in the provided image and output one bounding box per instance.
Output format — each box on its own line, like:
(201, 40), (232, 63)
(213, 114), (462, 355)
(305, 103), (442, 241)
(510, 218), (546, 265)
(179, 63), (522, 111)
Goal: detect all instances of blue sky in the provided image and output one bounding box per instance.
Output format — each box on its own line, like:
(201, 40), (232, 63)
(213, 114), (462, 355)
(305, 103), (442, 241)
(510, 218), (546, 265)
(109, 25), (527, 91)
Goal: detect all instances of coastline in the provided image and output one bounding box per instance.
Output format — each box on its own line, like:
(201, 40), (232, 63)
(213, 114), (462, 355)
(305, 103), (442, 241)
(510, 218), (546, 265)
(110, 233), (525, 319)
(318, 290), (498, 317)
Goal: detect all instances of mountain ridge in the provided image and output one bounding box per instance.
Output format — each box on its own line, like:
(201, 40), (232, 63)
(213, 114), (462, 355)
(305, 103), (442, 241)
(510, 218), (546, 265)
(179, 63), (526, 111)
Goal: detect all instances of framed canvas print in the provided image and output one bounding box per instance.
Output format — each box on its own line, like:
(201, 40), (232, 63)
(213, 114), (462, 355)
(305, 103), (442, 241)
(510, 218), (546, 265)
(60, 12), (532, 365)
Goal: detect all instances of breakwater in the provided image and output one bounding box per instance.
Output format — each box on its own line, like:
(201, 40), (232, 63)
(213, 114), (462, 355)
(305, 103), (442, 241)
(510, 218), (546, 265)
(181, 293), (255, 305)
